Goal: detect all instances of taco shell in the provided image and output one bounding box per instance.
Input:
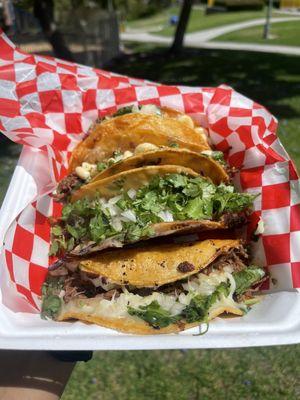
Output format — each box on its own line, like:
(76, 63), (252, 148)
(91, 148), (229, 185)
(71, 164), (199, 202)
(68, 112), (210, 171)
(57, 304), (243, 335)
(79, 239), (239, 287)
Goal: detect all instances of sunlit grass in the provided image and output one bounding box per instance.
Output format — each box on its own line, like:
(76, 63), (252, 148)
(63, 346), (300, 400)
(218, 20), (300, 47)
(126, 6), (292, 37)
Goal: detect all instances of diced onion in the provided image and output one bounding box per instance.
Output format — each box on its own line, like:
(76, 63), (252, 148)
(226, 271), (237, 299)
(75, 166), (90, 180)
(108, 195), (122, 205)
(121, 209), (137, 222)
(158, 210), (174, 222)
(170, 302), (185, 315)
(140, 104), (161, 115)
(201, 150), (213, 156)
(82, 162), (97, 175)
(111, 217), (123, 232)
(105, 203), (118, 217)
(123, 151), (133, 159)
(127, 189), (137, 199)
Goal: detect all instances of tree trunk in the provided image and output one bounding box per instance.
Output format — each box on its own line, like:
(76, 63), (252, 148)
(169, 0), (194, 54)
(33, 0), (74, 61)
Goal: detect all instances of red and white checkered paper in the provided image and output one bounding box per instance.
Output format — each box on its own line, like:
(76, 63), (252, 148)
(0, 32), (300, 312)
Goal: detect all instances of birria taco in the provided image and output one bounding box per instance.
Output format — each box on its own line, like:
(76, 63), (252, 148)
(49, 165), (255, 257)
(54, 104), (228, 202)
(42, 239), (266, 334)
(44, 104), (264, 335)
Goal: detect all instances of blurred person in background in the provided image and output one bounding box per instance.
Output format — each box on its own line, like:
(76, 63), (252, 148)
(1, 0), (15, 34)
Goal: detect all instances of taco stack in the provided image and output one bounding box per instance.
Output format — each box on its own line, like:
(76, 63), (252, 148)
(42, 104), (266, 335)
(54, 104), (228, 202)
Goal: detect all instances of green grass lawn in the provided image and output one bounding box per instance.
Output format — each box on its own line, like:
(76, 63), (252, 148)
(126, 6), (179, 30)
(1, 45), (300, 400)
(158, 9), (267, 37)
(62, 346), (300, 400)
(218, 20), (300, 47)
(127, 6), (267, 35)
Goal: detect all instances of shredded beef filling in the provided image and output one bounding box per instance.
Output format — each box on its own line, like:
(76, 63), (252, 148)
(221, 211), (249, 229)
(63, 272), (120, 303)
(48, 246), (250, 304)
(53, 173), (84, 203)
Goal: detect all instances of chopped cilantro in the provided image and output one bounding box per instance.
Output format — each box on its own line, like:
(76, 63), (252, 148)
(112, 150), (123, 159)
(210, 151), (226, 165)
(128, 300), (180, 329)
(113, 106), (135, 117)
(97, 162), (108, 172)
(127, 268), (264, 329)
(50, 174), (256, 255)
(89, 215), (105, 242)
(52, 226), (62, 236)
(41, 276), (64, 320)
(182, 281), (230, 323)
(233, 266), (265, 296)
(202, 150), (226, 166)
(66, 224), (80, 239)
(49, 240), (59, 256)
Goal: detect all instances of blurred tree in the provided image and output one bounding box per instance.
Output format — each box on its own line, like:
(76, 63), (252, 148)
(170, 0), (194, 54)
(15, 0), (172, 60)
(16, 1), (172, 27)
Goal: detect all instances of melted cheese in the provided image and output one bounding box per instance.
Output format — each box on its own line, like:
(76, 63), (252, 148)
(61, 267), (243, 321)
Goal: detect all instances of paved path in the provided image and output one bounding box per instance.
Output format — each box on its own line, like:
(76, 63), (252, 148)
(190, 41), (300, 56)
(121, 32), (171, 44)
(184, 16), (300, 42)
(121, 16), (300, 56)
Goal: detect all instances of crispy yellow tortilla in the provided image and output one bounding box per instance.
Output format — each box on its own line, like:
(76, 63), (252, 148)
(68, 112), (210, 172)
(91, 148), (229, 185)
(71, 164), (199, 202)
(69, 219), (225, 256)
(58, 302), (243, 335)
(79, 239), (239, 287)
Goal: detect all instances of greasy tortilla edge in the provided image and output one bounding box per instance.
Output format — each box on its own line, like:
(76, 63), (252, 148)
(57, 306), (243, 335)
(71, 164), (199, 202)
(90, 148), (229, 185)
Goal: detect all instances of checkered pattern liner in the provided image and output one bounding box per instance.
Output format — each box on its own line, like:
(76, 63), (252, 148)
(0, 31), (299, 311)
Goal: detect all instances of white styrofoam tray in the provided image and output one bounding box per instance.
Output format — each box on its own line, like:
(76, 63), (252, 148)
(0, 146), (300, 350)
